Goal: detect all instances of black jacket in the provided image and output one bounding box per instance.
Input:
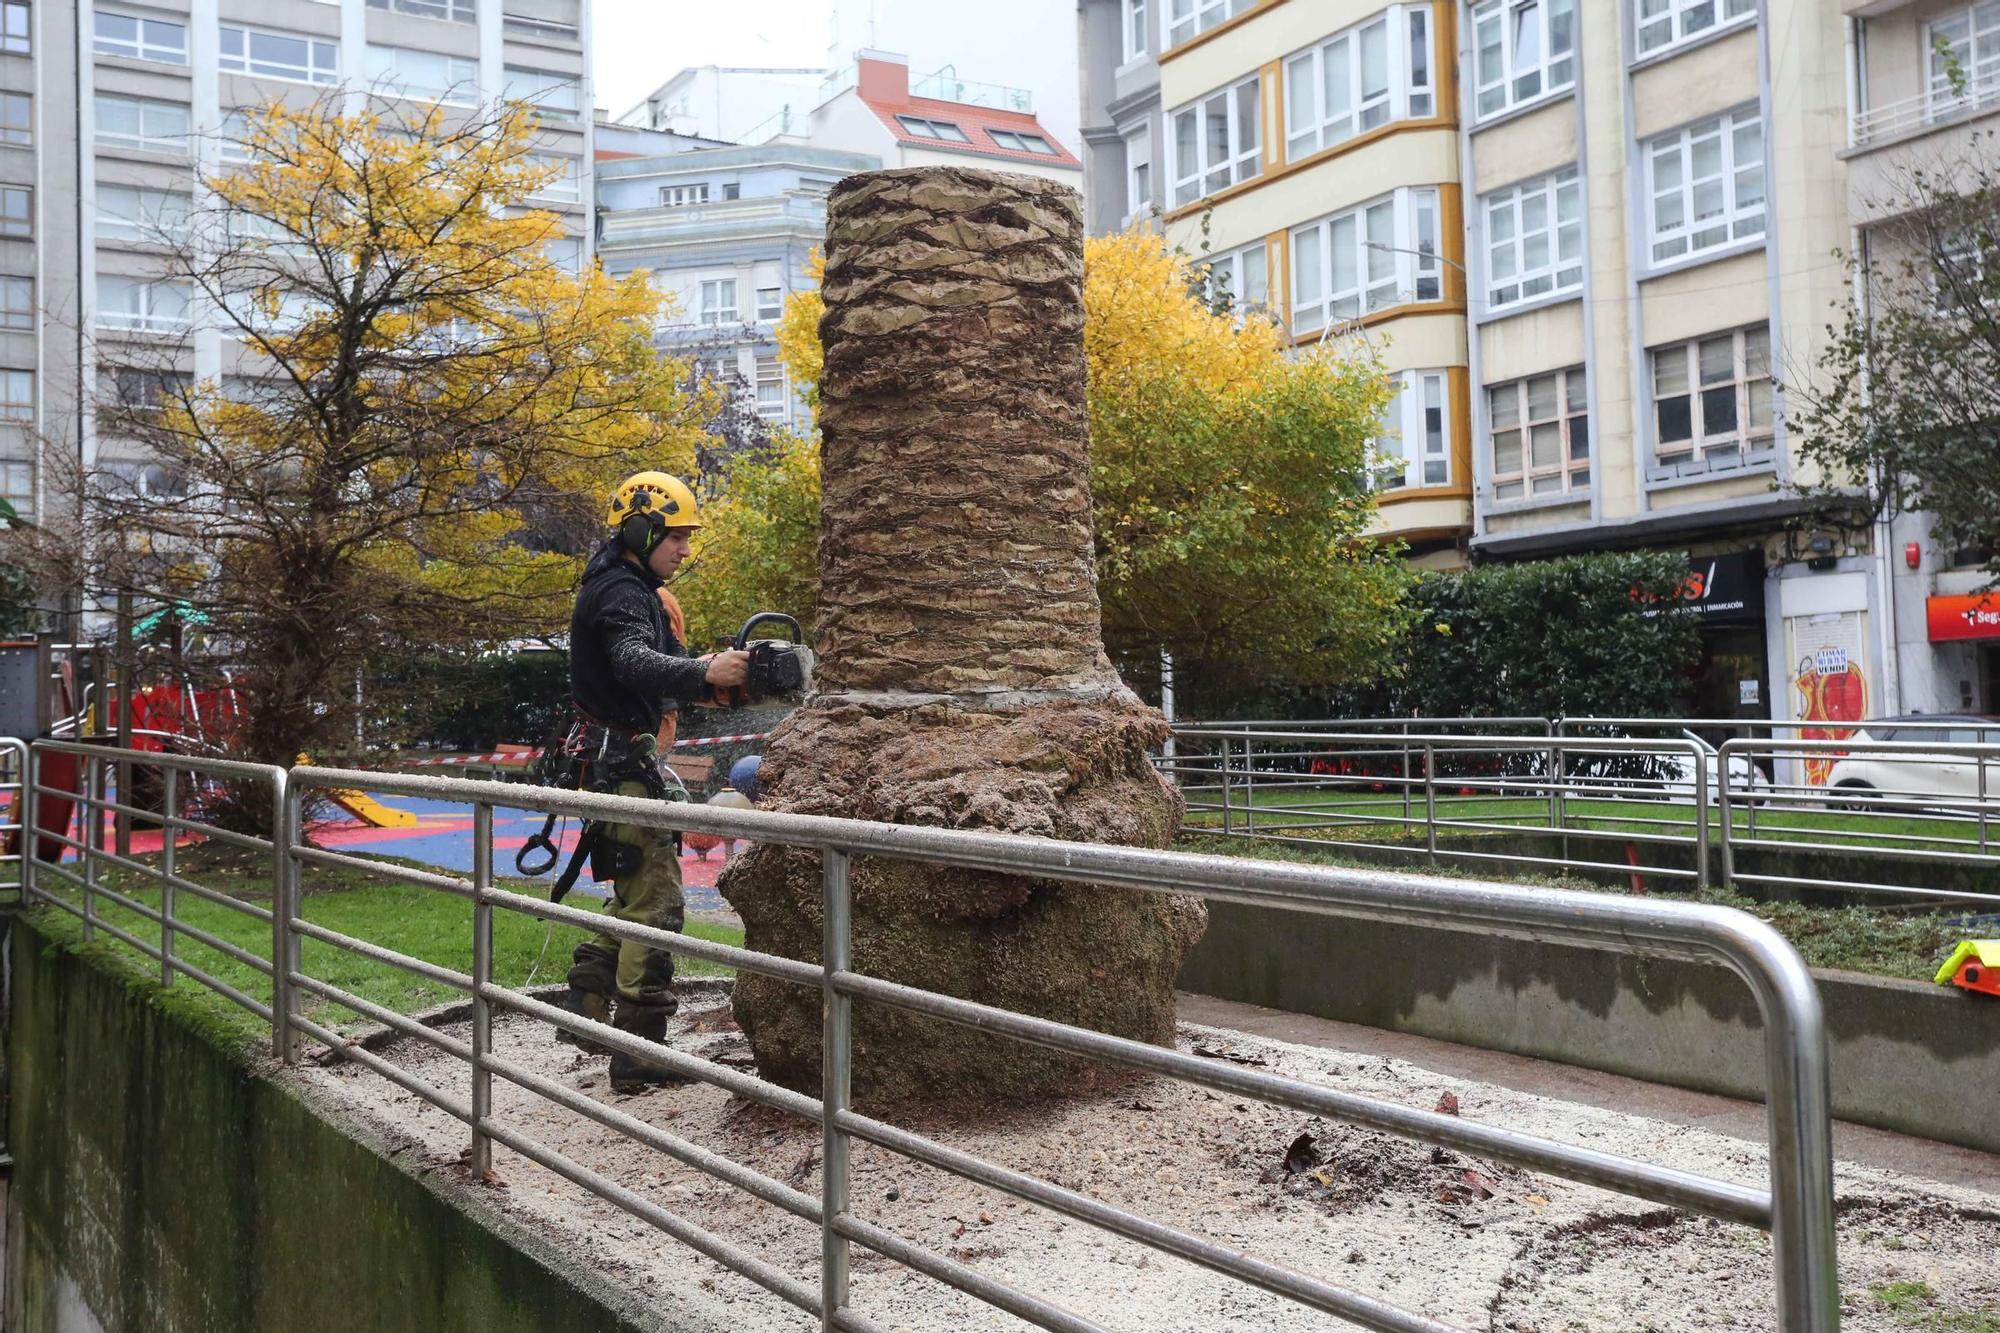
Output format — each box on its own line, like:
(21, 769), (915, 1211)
(569, 541), (711, 734)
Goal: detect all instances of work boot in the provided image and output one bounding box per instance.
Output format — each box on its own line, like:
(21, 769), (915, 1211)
(608, 1003), (688, 1093)
(553, 986), (612, 1056)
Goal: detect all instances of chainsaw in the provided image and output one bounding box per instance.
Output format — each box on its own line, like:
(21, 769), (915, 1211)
(707, 611), (813, 708)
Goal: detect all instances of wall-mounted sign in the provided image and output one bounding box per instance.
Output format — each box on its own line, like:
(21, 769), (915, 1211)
(1685, 551), (1766, 622)
(1927, 593), (2000, 643)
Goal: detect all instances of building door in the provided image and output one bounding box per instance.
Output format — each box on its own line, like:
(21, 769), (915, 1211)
(1982, 644), (2000, 714)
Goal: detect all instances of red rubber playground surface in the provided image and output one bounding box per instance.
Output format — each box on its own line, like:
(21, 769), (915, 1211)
(55, 792), (744, 917)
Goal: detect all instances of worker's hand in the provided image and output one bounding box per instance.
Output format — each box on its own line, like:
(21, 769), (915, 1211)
(702, 649), (751, 690)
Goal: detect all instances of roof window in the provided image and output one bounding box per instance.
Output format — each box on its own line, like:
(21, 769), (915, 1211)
(989, 129), (1057, 155)
(896, 115), (969, 142)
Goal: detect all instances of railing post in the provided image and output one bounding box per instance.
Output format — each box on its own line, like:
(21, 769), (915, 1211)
(22, 742), (38, 906)
(820, 848), (853, 1332)
(1423, 744), (1437, 866)
(1720, 745), (1737, 894)
(1553, 739), (1570, 870)
(470, 801), (494, 1178)
(1694, 743), (1711, 889)
(1218, 738), (1232, 835)
(81, 752), (97, 942)
(1400, 723), (1411, 828)
(160, 766), (177, 987)
(1243, 737), (1256, 835)
(1980, 754), (1989, 857)
(270, 773), (298, 1063)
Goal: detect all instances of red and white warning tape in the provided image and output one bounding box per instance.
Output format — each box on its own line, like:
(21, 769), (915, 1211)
(397, 732), (768, 768)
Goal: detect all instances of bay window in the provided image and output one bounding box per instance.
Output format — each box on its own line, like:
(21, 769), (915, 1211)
(1374, 369), (1452, 490)
(1200, 242), (1268, 314)
(1168, 74), (1260, 207)
(1645, 107), (1764, 264)
(1488, 368), (1589, 500)
(1483, 166), (1582, 310)
(1283, 5), (1433, 159)
(1166, 0), (1254, 49)
(1290, 187), (1442, 334)
(1650, 324), (1773, 469)
(1471, 0), (1575, 120)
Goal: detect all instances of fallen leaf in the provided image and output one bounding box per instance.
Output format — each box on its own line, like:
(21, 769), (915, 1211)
(978, 1210), (993, 1225)
(1312, 1168), (1334, 1187)
(1527, 1194), (1550, 1208)
(1436, 1092), (1461, 1116)
(1461, 1170), (1496, 1200)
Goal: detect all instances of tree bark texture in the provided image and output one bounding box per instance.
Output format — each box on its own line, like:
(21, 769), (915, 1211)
(720, 167), (1205, 1104)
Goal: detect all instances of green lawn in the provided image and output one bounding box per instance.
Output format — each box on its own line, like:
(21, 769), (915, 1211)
(29, 843), (745, 1051)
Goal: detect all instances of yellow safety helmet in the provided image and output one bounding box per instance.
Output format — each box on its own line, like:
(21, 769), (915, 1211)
(607, 471), (701, 556)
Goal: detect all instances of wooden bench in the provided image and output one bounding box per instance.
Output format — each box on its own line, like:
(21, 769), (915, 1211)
(664, 754), (715, 787)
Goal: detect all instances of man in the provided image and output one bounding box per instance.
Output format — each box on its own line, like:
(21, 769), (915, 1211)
(560, 471), (747, 1090)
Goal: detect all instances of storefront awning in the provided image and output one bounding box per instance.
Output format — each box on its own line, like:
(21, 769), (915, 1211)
(1927, 593), (2000, 642)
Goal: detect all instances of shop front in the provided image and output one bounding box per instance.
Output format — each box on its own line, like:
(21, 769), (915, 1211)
(1926, 591), (2000, 714)
(1683, 550), (1771, 742)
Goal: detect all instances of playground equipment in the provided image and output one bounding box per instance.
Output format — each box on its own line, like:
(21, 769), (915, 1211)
(1936, 940), (2000, 996)
(295, 754), (419, 829)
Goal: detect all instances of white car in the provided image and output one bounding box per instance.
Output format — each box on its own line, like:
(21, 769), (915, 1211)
(1565, 731), (1766, 805)
(1823, 715), (2000, 809)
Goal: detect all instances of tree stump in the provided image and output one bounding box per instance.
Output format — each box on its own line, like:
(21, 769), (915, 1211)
(718, 167), (1206, 1104)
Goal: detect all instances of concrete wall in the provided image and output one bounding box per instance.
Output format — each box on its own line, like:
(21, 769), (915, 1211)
(3, 920), (713, 1333)
(1178, 897), (2000, 1154)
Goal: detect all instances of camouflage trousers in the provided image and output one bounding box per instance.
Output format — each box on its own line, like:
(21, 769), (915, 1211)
(565, 779), (685, 1014)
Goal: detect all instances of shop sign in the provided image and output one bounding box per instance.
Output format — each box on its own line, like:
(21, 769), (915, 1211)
(1684, 551), (1766, 622)
(1927, 593), (2000, 642)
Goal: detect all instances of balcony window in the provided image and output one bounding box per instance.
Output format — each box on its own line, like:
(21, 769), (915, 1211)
(99, 185), (190, 245)
(96, 95), (190, 155)
(366, 45), (479, 105)
(220, 27), (340, 84)
(1651, 324), (1773, 469)
(1489, 368), (1588, 500)
(896, 115), (968, 141)
(2, 1), (28, 55)
(1484, 166), (1582, 310)
(98, 275), (192, 333)
(1373, 369), (1451, 490)
(0, 91), (28, 144)
(1290, 187), (1441, 334)
(700, 278), (737, 325)
(1637, 0), (1755, 57)
(1166, 0), (1254, 49)
(504, 66), (582, 120)
(94, 10), (187, 63)
(1928, 4), (2000, 113)
(1646, 107), (1764, 264)
(660, 183), (708, 207)
(0, 185), (25, 238)
(1283, 6), (1433, 160)
(1169, 74), (1260, 207)
(367, 0), (477, 22)
(1471, 0), (1575, 120)
(0, 275), (30, 330)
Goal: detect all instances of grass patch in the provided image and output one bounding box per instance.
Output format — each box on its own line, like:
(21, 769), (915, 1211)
(1871, 1282), (2000, 1333)
(28, 842), (744, 1051)
(1176, 832), (1968, 982)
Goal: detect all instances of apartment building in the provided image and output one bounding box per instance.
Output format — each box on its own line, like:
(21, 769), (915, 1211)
(1081, 0), (1879, 732)
(9, 0), (590, 528)
(1846, 0), (2000, 718)
(595, 123), (876, 433)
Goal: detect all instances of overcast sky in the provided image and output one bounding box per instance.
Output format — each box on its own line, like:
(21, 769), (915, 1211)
(593, 0), (836, 121)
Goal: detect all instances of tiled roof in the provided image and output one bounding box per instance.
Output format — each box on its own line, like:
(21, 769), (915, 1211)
(857, 91), (1081, 169)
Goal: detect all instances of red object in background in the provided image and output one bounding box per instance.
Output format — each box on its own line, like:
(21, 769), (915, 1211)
(1905, 542), (1922, 570)
(1927, 593), (2000, 643)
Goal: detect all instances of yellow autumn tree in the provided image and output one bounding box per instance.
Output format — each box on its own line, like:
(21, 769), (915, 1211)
(85, 96), (712, 779)
(682, 230), (1407, 698)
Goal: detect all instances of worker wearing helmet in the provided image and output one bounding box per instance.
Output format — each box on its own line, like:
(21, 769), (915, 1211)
(560, 471), (747, 1090)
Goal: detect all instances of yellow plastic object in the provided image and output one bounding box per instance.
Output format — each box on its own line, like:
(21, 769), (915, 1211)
(1934, 940), (2000, 986)
(295, 754), (419, 829)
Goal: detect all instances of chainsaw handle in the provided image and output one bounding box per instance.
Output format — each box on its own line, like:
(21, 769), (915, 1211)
(735, 612), (803, 649)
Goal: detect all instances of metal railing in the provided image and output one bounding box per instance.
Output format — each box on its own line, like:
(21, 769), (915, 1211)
(0, 735), (27, 899)
(17, 743), (1841, 1331)
(1851, 67), (2000, 148)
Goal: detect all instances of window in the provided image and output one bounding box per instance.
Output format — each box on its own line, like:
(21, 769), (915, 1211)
(0, 92), (28, 144)
(1124, 126), (1151, 220)
(1484, 166), (1582, 310)
(1489, 368), (1588, 500)
(97, 275), (191, 333)
(0, 275), (29, 329)
(2, 1), (28, 54)
(700, 278), (737, 325)
(504, 66), (582, 120)
(1290, 188), (1441, 333)
(367, 0), (476, 22)
(1934, 228), (1993, 311)
(527, 153), (579, 203)
(219, 27), (339, 84)
(1471, 0), (1575, 119)
(95, 9), (186, 63)
(100, 366), (188, 416)
(896, 115), (969, 141)
(0, 368), (29, 420)
(504, 10), (580, 40)
(755, 286), (783, 321)
(1637, 0), (1756, 56)
(1166, 0), (1254, 48)
(0, 186), (25, 238)
(1201, 242), (1268, 313)
(366, 46), (478, 105)
(660, 183), (709, 207)
(1374, 370), (1452, 490)
(1169, 74), (1260, 207)
(1651, 325), (1774, 469)
(1123, 0), (1147, 61)
(1646, 107), (1764, 264)
(222, 285), (316, 335)
(0, 455), (30, 514)
(722, 182), (740, 200)
(989, 129), (1057, 154)
(546, 236), (582, 273)
(96, 95), (190, 154)
(98, 186), (189, 244)
(1283, 6), (1433, 160)
(1927, 4), (2000, 112)
(755, 355), (787, 421)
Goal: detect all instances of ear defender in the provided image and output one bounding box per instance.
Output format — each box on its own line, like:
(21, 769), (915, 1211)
(620, 510), (661, 556)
